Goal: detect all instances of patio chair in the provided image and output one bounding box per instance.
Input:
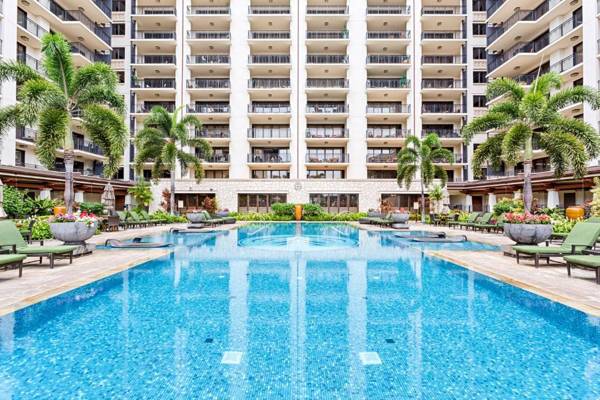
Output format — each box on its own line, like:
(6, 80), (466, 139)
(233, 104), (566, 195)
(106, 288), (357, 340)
(466, 213), (493, 230)
(140, 210), (167, 225)
(454, 212), (480, 229)
(370, 212), (394, 227)
(0, 220), (77, 269)
(0, 253), (27, 277)
(564, 249), (600, 284)
(129, 211), (154, 227)
(474, 213), (505, 232)
(513, 222), (600, 268)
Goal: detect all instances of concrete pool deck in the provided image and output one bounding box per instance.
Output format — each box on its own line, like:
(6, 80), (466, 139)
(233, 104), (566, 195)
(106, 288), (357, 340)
(1, 221), (600, 318)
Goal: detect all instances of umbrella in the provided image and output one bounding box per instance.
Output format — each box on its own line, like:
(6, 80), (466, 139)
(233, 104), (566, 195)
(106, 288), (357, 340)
(101, 183), (116, 216)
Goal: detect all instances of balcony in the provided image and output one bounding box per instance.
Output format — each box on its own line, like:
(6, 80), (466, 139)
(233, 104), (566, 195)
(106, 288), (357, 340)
(366, 128), (409, 139)
(421, 6), (466, 15)
(195, 128), (230, 139)
(74, 138), (104, 156)
(132, 55), (176, 64)
(248, 153), (291, 163)
(188, 103), (230, 113)
(305, 128), (348, 139)
(204, 154), (230, 163)
(306, 103), (348, 113)
(425, 129), (461, 138)
(17, 15), (48, 41)
(366, 78), (410, 89)
(249, 103), (291, 113)
(186, 6), (229, 15)
(134, 31), (176, 40)
(422, 103), (466, 114)
(133, 6), (176, 15)
(16, 126), (37, 142)
(306, 54), (348, 64)
(366, 55), (410, 64)
(70, 42), (110, 64)
(187, 79), (230, 89)
(249, 55), (290, 64)
(306, 6), (348, 14)
(133, 103), (176, 113)
(366, 6), (410, 15)
(367, 31), (411, 39)
(248, 6), (290, 14)
(306, 78), (348, 89)
(366, 153), (398, 163)
(17, 53), (44, 75)
(132, 78), (176, 89)
(306, 153), (349, 163)
(550, 52), (583, 74)
(249, 31), (291, 39)
(306, 31), (349, 39)
(434, 154), (464, 163)
(487, 0), (505, 18)
(248, 127), (291, 139)
(422, 55), (466, 64)
(187, 31), (230, 40)
(421, 79), (464, 89)
(187, 55), (230, 64)
(421, 31), (465, 40)
(249, 78), (291, 89)
(366, 103), (409, 113)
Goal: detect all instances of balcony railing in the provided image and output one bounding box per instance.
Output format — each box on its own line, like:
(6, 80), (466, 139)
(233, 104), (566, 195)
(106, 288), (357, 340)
(205, 154), (230, 163)
(366, 103), (409, 113)
(187, 31), (230, 40)
(367, 31), (410, 39)
(306, 103), (348, 113)
(94, 0), (111, 18)
(306, 54), (348, 64)
(187, 55), (230, 64)
(133, 103), (175, 113)
(550, 52), (583, 74)
(187, 79), (230, 89)
(248, 128), (291, 138)
(422, 55), (466, 64)
(367, 54), (410, 64)
(306, 31), (349, 39)
(306, 153), (349, 163)
(17, 16), (48, 38)
(422, 103), (466, 113)
(195, 129), (230, 138)
(17, 53), (44, 74)
(366, 128), (409, 138)
(433, 154), (462, 163)
(421, 79), (464, 89)
(70, 42), (110, 64)
(133, 6), (176, 15)
(426, 129), (461, 138)
(487, 0), (505, 17)
(305, 128), (349, 138)
(249, 78), (291, 89)
(16, 126), (36, 141)
(249, 6), (290, 14)
(132, 78), (176, 89)
(134, 31), (176, 39)
(187, 6), (229, 15)
(306, 78), (348, 88)
(421, 6), (465, 15)
(74, 138), (103, 155)
(366, 78), (410, 89)
(133, 55), (175, 64)
(366, 153), (398, 163)
(366, 6), (410, 14)
(249, 55), (290, 64)
(188, 103), (230, 113)
(249, 103), (291, 113)
(422, 31), (465, 40)
(249, 31), (290, 39)
(488, 0), (560, 44)
(306, 6), (348, 14)
(248, 153), (291, 163)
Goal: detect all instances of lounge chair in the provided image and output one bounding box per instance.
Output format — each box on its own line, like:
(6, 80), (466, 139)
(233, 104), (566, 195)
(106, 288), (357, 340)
(465, 212), (493, 230)
(452, 212), (480, 229)
(117, 211), (142, 228)
(474, 213), (505, 232)
(513, 222), (600, 268)
(129, 211), (155, 227)
(0, 220), (77, 269)
(370, 212), (394, 227)
(140, 210), (167, 225)
(0, 254), (27, 277)
(564, 250), (600, 284)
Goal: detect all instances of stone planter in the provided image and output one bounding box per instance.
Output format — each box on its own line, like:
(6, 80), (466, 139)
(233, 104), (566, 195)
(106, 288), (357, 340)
(391, 213), (410, 223)
(187, 212), (206, 224)
(367, 211), (382, 218)
(504, 223), (553, 245)
(50, 221), (97, 255)
(216, 211), (229, 218)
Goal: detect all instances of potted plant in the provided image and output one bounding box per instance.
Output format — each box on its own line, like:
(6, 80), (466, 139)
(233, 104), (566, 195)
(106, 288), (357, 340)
(391, 207), (410, 223)
(49, 211), (98, 254)
(503, 212), (553, 245)
(187, 209), (207, 224)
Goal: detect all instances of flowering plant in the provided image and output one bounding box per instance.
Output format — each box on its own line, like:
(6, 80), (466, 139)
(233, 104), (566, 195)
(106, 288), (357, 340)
(504, 212), (551, 225)
(49, 211), (98, 227)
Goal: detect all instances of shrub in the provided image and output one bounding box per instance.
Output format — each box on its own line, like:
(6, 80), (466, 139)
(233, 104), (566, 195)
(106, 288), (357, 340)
(553, 216), (579, 234)
(271, 202), (295, 217)
(128, 180), (153, 212)
(504, 212), (551, 224)
(32, 217), (53, 240)
(493, 198), (524, 216)
(4, 186), (29, 218)
(25, 197), (58, 216)
(302, 203), (323, 217)
(79, 202), (105, 215)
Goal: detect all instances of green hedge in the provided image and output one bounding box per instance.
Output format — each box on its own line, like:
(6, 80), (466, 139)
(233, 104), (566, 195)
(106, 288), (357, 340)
(271, 202), (295, 217)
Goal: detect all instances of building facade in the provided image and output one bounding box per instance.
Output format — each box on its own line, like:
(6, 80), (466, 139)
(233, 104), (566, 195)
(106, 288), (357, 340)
(0, 0), (598, 213)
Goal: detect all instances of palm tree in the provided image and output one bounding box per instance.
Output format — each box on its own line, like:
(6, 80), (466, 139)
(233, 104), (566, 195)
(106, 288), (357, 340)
(462, 72), (600, 211)
(0, 33), (126, 214)
(397, 133), (454, 223)
(134, 105), (211, 215)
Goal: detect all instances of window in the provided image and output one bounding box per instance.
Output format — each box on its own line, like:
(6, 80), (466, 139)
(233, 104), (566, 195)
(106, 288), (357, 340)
(112, 23), (125, 36)
(205, 170), (229, 179)
(473, 47), (486, 60)
(112, 0), (125, 11)
(252, 170), (290, 179)
(472, 0), (486, 11)
(238, 194), (287, 213)
(473, 71), (487, 84)
(15, 149), (25, 166)
(473, 23), (486, 36)
(473, 95), (487, 108)
(116, 71), (125, 83)
(112, 47), (125, 60)
(309, 194), (359, 213)
(306, 170), (345, 179)
(368, 170), (396, 179)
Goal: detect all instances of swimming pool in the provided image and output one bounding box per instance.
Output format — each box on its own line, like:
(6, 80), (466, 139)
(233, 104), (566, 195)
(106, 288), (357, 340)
(1, 223), (599, 399)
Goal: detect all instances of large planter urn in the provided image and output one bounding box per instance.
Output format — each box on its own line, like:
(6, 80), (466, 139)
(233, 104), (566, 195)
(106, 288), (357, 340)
(504, 223), (553, 245)
(391, 212), (410, 223)
(50, 221), (97, 255)
(187, 212), (206, 224)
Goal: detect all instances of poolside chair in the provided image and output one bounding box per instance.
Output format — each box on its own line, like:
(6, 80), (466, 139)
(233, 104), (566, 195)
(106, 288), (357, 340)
(140, 210), (167, 225)
(0, 253), (27, 277)
(0, 220), (77, 269)
(453, 212), (480, 229)
(370, 212), (394, 227)
(465, 212), (492, 230)
(129, 211), (154, 227)
(513, 222), (600, 268)
(564, 250), (600, 284)
(474, 213), (505, 232)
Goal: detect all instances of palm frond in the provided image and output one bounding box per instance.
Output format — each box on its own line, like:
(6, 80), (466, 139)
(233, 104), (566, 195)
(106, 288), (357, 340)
(35, 108), (69, 169)
(487, 101), (520, 119)
(530, 71), (561, 96)
(541, 131), (587, 178)
(549, 117), (600, 159)
(187, 137), (212, 158)
(40, 33), (74, 95)
(471, 132), (505, 178)
(501, 123), (531, 165)
(547, 86), (600, 112)
(461, 112), (512, 143)
(0, 61), (42, 85)
(433, 165), (449, 187)
(520, 91), (546, 125)
(17, 79), (66, 126)
(82, 105), (127, 177)
(486, 77), (525, 102)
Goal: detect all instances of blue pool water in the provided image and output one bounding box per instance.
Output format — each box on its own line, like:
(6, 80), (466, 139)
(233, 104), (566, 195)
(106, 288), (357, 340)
(1, 223), (599, 399)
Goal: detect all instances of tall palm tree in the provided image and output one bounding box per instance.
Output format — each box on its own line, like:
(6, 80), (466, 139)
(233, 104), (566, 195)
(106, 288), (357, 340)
(134, 105), (211, 215)
(397, 133), (454, 223)
(462, 72), (600, 211)
(0, 33), (126, 214)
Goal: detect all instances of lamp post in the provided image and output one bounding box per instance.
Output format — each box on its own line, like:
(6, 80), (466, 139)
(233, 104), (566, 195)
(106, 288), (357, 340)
(0, 178), (7, 219)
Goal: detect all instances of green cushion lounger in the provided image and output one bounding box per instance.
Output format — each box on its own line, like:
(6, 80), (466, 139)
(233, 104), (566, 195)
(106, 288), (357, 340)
(453, 212), (480, 229)
(201, 210), (226, 225)
(475, 214), (505, 232)
(129, 211), (154, 227)
(116, 211), (133, 229)
(140, 210), (166, 225)
(0, 253), (27, 277)
(466, 212), (493, 230)
(0, 220), (77, 269)
(564, 253), (600, 284)
(513, 222), (600, 268)
(370, 212), (394, 226)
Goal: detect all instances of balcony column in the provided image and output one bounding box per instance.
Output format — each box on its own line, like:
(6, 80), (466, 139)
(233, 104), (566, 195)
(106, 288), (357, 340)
(464, 194), (472, 212)
(39, 188), (52, 200)
(487, 193), (496, 212)
(547, 189), (559, 209)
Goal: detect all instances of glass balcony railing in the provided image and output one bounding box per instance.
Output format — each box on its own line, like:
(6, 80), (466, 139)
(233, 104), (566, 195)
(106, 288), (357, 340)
(187, 31), (230, 40)
(188, 103), (230, 113)
(366, 153), (398, 163)
(366, 6), (410, 15)
(306, 153), (349, 163)
(487, 0), (505, 17)
(134, 31), (176, 40)
(366, 103), (409, 113)
(306, 128), (349, 138)
(367, 31), (411, 39)
(425, 129), (461, 138)
(366, 78), (410, 89)
(421, 5), (466, 15)
(249, 78), (291, 89)
(195, 129), (230, 138)
(367, 54), (410, 64)
(74, 138), (104, 155)
(550, 52), (583, 74)
(306, 78), (348, 88)
(17, 53), (44, 74)
(249, 31), (290, 39)
(17, 15), (48, 38)
(187, 79), (230, 89)
(306, 103), (348, 113)
(422, 103), (466, 113)
(488, 0), (560, 45)
(248, 153), (291, 163)
(366, 128), (409, 138)
(422, 31), (465, 40)
(249, 6), (290, 14)
(187, 55), (230, 64)
(94, 0), (111, 18)
(306, 54), (348, 64)
(306, 31), (349, 39)
(249, 55), (290, 64)
(70, 42), (110, 63)
(132, 78), (176, 89)
(132, 55), (176, 64)
(249, 103), (291, 113)
(433, 154), (463, 163)
(205, 154), (230, 163)
(133, 6), (176, 15)
(133, 103), (176, 113)
(422, 55), (466, 64)
(306, 6), (348, 14)
(421, 79), (464, 89)
(16, 126), (37, 141)
(187, 6), (229, 15)
(248, 128), (291, 138)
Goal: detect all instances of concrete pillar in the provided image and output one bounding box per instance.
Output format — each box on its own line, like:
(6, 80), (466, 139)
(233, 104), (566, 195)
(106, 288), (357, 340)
(74, 191), (85, 203)
(464, 194), (472, 212)
(39, 188), (52, 200)
(487, 193), (496, 212)
(547, 189), (559, 209)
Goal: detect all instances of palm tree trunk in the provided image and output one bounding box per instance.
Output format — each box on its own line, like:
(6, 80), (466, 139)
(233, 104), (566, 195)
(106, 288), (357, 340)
(64, 147), (75, 215)
(523, 136), (533, 212)
(170, 169), (176, 215)
(420, 181), (426, 224)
